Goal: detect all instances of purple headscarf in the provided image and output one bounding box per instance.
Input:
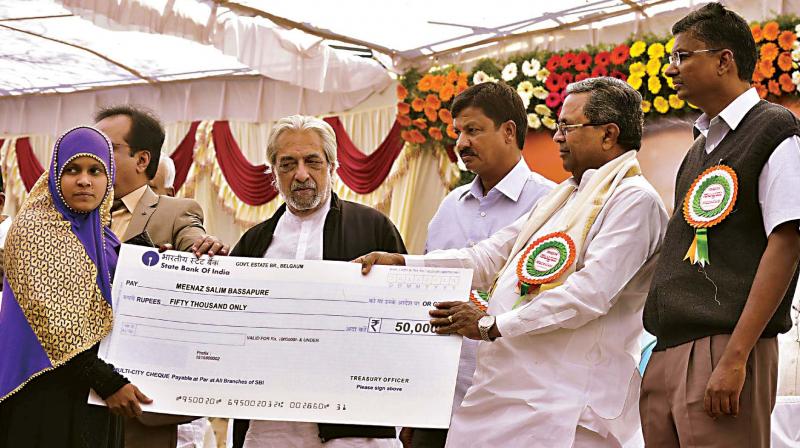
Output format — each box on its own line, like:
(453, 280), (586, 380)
(0, 126), (120, 401)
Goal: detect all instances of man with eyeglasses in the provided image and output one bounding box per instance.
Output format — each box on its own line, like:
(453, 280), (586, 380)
(357, 77), (668, 447)
(94, 105), (229, 448)
(641, 3), (800, 447)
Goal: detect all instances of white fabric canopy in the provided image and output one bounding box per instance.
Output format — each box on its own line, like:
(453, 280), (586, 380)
(0, 0), (393, 135)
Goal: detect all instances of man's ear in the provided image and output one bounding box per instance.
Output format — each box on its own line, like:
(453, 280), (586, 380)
(602, 123), (621, 151)
(136, 150), (151, 175)
(718, 49), (736, 77)
(502, 120), (517, 145)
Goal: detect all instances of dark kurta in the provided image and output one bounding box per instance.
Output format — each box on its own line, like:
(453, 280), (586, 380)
(230, 193), (407, 447)
(0, 345), (128, 448)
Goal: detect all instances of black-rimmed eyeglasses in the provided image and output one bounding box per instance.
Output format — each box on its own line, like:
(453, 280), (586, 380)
(668, 49), (725, 66)
(554, 122), (608, 136)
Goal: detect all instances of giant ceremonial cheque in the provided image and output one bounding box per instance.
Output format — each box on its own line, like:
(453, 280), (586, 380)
(90, 245), (471, 428)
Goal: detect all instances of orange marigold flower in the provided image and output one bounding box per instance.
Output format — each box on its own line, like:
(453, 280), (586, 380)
(417, 75), (433, 92)
(759, 59), (776, 79)
(751, 23), (763, 43)
(400, 130), (412, 142)
(446, 70), (459, 84)
(424, 106), (439, 123)
(446, 124), (458, 139)
(768, 79), (781, 96)
(763, 21), (780, 41)
(439, 84), (455, 102)
(396, 84), (408, 101)
(411, 98), (425, 112)
(430, 75), (446, 92)
(425, 94), (441, 109)
(412, 118), (428, 130)
(397, 114), (412, 127)
(397, 101), (411, 115)
(458, 71), (468, 84)
(760, 43), (779, 61)
(438, 108), (453, 124)
(752, 69), (764, 83)
(754, 82), (768, 99)
(779, 31), (797, 50)
(428, 127), (443, 141)
(456, 83), (468, 95)
(409, 129), (426, 144)
(779, 73), (795, 92)
(778, 52), (793, 72)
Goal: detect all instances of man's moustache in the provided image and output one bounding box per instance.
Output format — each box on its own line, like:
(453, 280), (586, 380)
(459, 148), (477, 158)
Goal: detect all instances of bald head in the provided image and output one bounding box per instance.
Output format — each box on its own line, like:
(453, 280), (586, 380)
(149, 156), (176, 196)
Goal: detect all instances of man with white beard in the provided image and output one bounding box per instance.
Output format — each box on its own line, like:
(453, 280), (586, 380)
(229, 115), (406, 448)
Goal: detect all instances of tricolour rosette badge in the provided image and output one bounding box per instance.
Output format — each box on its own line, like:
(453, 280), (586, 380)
(515, 231), (576, 303)
(682, 165), (738, 266)
(469, 290), (490, 312)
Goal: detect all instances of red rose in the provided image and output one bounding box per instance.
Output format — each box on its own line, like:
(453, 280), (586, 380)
(594, 51), (611, 67)
(546, 55), (561, 71)
(560, 72), (574, 88)
(545, 91), (562, 108)
(610, 44), (629, 65)
(591, 66), (609, 77)
(545, 72), (561, 91)
(609, 70), (628, 81)
(561, 52), (576, 69)
(575, 52), (592, 71)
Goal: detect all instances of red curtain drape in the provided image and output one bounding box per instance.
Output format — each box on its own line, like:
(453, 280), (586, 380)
(212, 121), (278, 206)
(171, 121), (200, 193)
(16, 138), (45, 192)
(8, 117), (412, 203)
(323, 117), (404, 194)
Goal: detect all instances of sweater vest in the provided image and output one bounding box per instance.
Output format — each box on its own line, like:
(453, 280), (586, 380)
(643, 100), (800, 350)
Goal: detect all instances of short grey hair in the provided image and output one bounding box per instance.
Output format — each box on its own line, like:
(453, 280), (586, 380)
(565, 76), (643, 151)
(266, 115), (338, 168)
(158, 155), (175, 189)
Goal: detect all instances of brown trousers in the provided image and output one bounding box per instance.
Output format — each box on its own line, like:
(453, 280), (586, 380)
(640, 335), (777, 448)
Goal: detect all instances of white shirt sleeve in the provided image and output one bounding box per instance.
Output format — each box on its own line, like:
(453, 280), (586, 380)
(495, 188), (666, 338)
(759, 135), (800, 235)
(405, 212), (530, 291)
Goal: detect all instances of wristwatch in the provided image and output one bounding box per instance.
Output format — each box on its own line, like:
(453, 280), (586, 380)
(477, 315), (496, 342)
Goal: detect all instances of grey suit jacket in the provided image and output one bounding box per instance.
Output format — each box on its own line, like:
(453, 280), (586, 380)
(121, 186), (205, 251)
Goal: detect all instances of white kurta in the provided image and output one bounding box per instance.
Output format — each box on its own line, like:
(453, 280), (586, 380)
(245, 197), (398, 448)
(406, 171), (668, 448)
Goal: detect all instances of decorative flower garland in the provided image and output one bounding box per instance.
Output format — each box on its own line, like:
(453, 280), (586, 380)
(398, 16), (800, 148)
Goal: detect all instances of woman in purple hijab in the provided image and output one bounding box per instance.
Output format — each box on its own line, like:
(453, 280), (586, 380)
(0, 127), (145, 447)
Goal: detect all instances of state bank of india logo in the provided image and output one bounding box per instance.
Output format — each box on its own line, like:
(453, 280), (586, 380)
(142, 251), (160, 267)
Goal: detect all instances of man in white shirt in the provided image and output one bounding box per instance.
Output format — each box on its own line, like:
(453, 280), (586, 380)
(642, 4), (800, 447)
(229, 115), (405, 448)
(359, 77), (668, 447)
(407, 82), (554, 448)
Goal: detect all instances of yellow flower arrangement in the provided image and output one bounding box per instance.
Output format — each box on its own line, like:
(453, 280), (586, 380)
(630, 41), (647, 58)
(648, 42), (665, 60)
(668, 94), (685, 109)
(641, 100), (652, 113)
(629, 62), (646, 77)
(666, 37), (675, 54)
(646, 58), (661, 76)
(627, 75), (643, 90)
(534, 104), (552, 117)
(648, 75), (662, 94)
(653, 96), (669, 113)
(541, 117), (557, 130)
